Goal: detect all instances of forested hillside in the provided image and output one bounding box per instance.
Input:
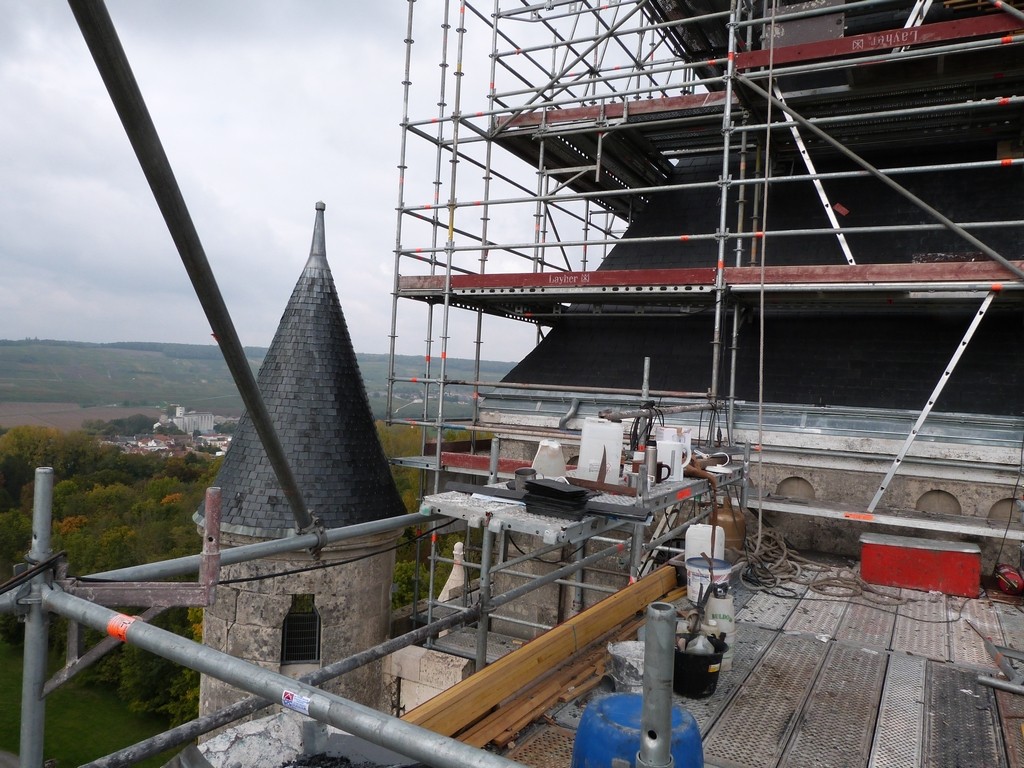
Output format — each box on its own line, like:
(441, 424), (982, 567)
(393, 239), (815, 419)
(0, 339), (513, 419)
(0, 420), (449, 741)
(0, 425), (214, 732)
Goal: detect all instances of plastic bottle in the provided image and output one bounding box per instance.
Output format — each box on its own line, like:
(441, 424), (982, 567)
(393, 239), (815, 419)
(685, 633), (714, 655)
(531, 439), (566, 478)
(717, 494), (747, 552)
(705, 583), (736, 671)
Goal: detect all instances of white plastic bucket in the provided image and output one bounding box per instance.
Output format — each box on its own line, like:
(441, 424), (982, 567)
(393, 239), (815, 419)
(685, 523), (725, 564)
(685, 557), (732, 603)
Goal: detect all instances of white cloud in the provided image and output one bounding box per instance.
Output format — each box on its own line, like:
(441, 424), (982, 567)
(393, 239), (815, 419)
(0, 1), (535, 362)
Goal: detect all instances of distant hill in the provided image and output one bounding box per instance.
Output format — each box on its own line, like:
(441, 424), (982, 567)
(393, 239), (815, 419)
(0, 339), (515, 421)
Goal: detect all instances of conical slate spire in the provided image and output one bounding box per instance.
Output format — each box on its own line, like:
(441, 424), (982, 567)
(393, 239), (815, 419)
(196, 202), (406, 538)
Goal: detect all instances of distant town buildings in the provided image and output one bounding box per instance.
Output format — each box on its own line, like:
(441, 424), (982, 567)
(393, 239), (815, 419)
(95, 403), (238, 457)
(168, 404), (216, 435)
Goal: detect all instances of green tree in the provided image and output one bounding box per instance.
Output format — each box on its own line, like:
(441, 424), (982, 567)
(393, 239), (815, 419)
(0, 508), (31, 580)
(0, 424), (215, 730)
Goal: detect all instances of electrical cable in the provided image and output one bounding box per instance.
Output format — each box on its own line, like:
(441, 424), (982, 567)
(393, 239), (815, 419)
(218, 522), (451, 585)
(0, 551), (67, 597)
(741, 577), (972, 626)
(732, 525), (918, 608)
(627, 402), (664, 452)
(507, 532), (581, 564)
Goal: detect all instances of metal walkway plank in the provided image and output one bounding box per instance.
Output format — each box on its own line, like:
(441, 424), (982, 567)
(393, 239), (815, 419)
(731, 579), (759, 614)
(702, 633), (828, 768)
(951, 597), (1004, 668)
(780, 642), (887, 768)
(924, 662), (1007, 768)
(997, 689), (1024, 768)
(784, 592), (849, 639)
(869, 653), (926, 768)
(685, 624), (778, 734)
(892, 592), (949, 662)
(836, 596), (898, 649)
(735, 584), (806, 630)
(997, 602), (1024, 651)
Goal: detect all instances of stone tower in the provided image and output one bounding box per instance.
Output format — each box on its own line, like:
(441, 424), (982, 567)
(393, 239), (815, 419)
(195, 202), (406, 718)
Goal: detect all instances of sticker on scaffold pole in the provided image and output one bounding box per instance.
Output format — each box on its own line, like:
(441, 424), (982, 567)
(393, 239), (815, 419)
(282, 689), (311, 715)
(106, 613), (138, 643)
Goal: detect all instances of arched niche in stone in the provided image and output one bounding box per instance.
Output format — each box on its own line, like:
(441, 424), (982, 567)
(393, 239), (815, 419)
(775, 476), (815, 499)
(987, 497), (1020, 521)
(915, 489), (961, 516)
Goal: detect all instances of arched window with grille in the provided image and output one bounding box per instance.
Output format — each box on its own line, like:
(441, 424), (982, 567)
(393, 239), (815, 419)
(281, 593), (320, 664)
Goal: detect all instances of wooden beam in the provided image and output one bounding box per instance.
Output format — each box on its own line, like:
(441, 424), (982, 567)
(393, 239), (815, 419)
(401, 565), (679, 737)
(466, 584), (687, 748)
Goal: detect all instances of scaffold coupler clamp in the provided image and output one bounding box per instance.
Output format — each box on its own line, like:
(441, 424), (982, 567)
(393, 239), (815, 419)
(300, 514), (328, 558)
(8, 551), (66, 615)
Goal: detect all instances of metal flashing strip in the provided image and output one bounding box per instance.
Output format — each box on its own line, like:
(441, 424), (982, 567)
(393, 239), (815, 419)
(684, 624), (778, 734)
(782, 593), (848, 639)
(951, 597), (1005, 668)
(835, 596), (898, 649)
(735, 585), (806, 630)
(868, 653), (926, 768)
(702, 634), (829, 768)
(925, 663), (1007, 767)
(755, 497), (1024, 541)
(780, 642), (887, 767)
(891, 592), (950, 662)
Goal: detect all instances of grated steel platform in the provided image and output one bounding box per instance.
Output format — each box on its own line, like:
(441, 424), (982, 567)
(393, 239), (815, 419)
(702, 633), (829, 767)
(869, 652), (926, 768)
(835, 595), (897, 649)
(783, 592), (848, 638)
(734, 585), (806, 630)
(892, 592), (950, 662)
(506, 725), (576, 768)
(924, 663), (1007, 767)
(554, 577), (1024, 768)
(952, 596), (1005, 667)
(779, 642), (887, 767)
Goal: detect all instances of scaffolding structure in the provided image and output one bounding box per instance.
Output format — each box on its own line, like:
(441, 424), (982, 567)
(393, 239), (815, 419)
(387, 0), (1024, 498)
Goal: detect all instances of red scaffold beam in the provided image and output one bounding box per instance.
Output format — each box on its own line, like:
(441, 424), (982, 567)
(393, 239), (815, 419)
(500, 92), (731, 130)
(398, 261), (1024, 294)
(735, 13), (1021, 70)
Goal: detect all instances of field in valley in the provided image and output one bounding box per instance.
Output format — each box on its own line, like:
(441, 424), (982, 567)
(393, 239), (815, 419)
(0, 402), (165, 432)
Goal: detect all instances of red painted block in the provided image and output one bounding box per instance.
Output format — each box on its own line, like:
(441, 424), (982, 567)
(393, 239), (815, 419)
(860, 533), (981, 598)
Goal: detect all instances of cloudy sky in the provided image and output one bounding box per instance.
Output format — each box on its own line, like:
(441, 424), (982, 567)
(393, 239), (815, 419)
(0, 1), (535, 361)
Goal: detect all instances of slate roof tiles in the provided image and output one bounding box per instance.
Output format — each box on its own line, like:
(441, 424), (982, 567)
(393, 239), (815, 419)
(195, 203), (406, 538)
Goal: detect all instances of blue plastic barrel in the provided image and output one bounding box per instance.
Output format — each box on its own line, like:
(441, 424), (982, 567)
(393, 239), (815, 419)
(569, 692), (703, 768)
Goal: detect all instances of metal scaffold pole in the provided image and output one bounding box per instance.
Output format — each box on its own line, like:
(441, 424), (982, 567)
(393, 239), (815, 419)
(41, 587), (526, 768)
(68, 0), (315, 535)
(18, 468), (54, 768)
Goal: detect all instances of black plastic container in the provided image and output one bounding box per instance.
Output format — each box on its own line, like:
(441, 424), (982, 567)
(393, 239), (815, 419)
(673, 646), (725, 698)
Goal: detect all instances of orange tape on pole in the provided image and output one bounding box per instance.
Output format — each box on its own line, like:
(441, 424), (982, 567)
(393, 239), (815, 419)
(106, 614), (138, 643)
